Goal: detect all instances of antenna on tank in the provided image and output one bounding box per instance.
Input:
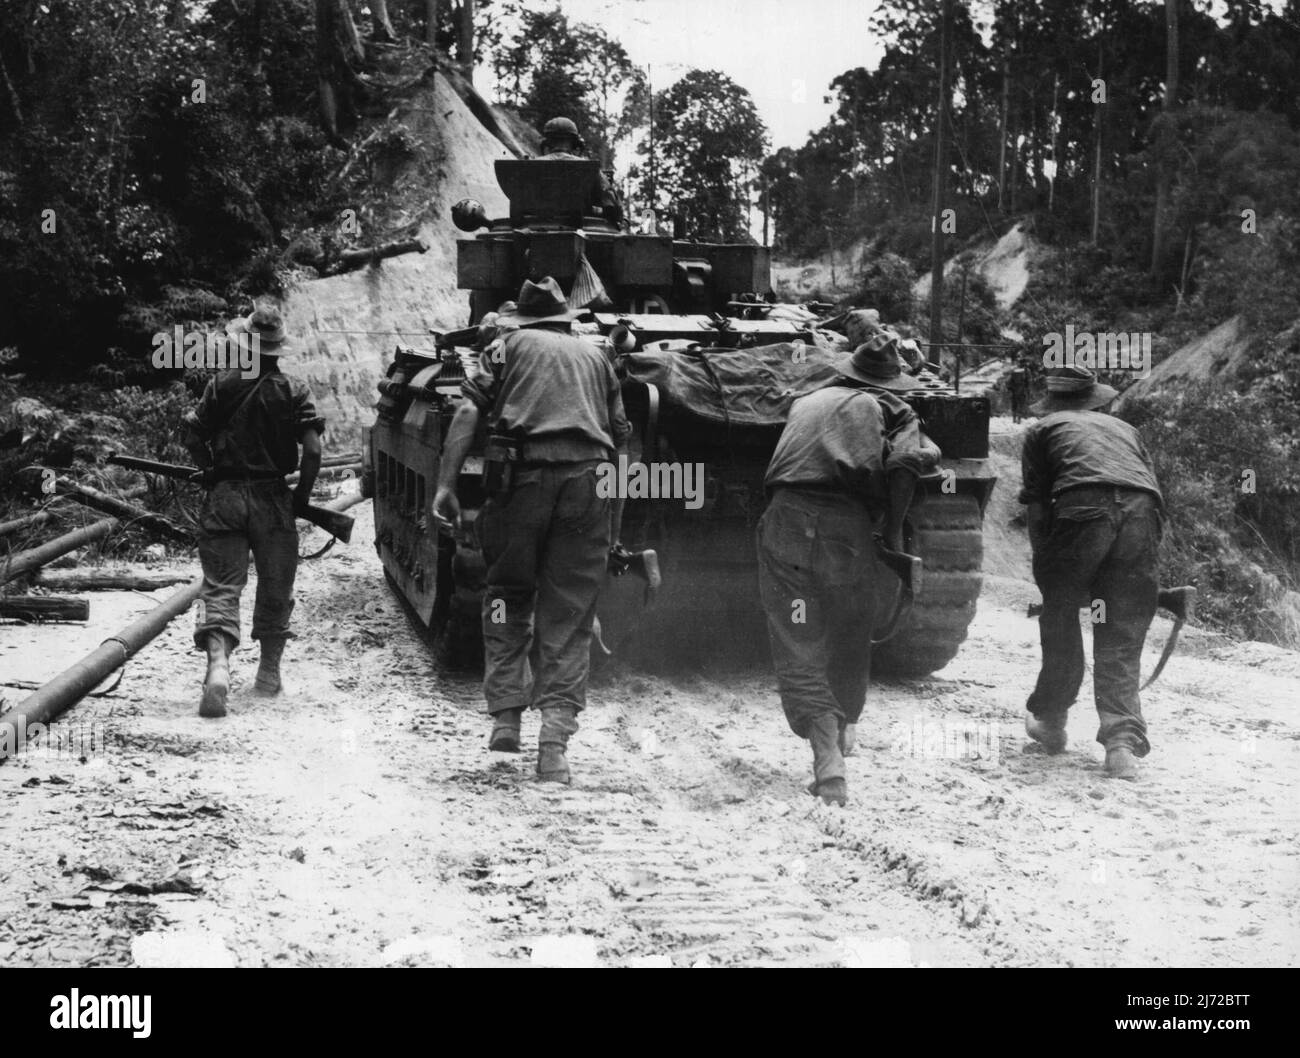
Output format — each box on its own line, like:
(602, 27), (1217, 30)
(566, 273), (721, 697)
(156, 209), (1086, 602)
(647, 63), (656, 218)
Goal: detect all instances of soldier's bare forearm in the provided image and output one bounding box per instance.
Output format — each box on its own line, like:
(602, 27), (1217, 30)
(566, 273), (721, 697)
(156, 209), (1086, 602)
(437, 401), (480, 491)
(294, 429), (322, 507)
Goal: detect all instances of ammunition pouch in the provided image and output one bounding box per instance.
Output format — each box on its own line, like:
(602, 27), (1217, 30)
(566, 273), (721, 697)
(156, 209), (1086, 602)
(482, 433), (522, 497)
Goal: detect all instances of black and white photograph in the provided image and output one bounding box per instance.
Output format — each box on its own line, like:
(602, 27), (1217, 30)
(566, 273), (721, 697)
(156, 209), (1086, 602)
(0, 0), (1296, 1001)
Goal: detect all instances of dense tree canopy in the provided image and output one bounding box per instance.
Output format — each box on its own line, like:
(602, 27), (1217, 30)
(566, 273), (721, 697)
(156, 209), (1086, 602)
(764, 0), (1300, 287)
(633, 69), (768, 242)
(490, 5), (647, 163)
(0, 0), (507, 372)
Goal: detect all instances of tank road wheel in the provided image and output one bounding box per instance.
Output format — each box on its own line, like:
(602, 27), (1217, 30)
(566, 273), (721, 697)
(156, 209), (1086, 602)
(871, 492), (984, 678)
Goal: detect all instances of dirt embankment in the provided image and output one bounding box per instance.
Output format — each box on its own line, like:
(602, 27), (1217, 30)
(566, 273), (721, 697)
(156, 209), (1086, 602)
(279, 72), (513, 448)
(2, 442), (1296, 967)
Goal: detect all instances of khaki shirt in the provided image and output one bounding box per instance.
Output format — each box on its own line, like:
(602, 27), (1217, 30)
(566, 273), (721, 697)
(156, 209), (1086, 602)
(462, 328), (631, 463)
(185, 368), (325, 477)
(1019, 409), (1162, 507)
(764, 383), (939, 509)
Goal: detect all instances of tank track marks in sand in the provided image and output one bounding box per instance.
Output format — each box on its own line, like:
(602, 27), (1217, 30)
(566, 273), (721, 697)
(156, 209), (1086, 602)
(872, 493), (985, 679)
(399, 685), (988, 966)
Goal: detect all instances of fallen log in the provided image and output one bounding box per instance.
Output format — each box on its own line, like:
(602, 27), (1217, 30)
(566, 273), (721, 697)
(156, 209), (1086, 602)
(54, 475), (190, 543)
(1, 519), (119, 585)
(34, 569), (194, 592)
(0, 575), (202, 762)
(286, 462), (363, 486)
(325, 489), (368, 514)
(321, 453), (362, 468)
(328, 236), (428, 275)
(0, 511), (54, 538)
(0, 596), (89, 622)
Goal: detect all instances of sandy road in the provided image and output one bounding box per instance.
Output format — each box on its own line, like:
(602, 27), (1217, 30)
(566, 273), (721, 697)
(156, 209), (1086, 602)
(2, 498), (1298, 968)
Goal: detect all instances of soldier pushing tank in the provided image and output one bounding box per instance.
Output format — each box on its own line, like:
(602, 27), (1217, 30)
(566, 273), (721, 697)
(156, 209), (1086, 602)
(757, 335), (939, 806)
(1019, 364), (1193, 780)
(433, 276), (631, 784)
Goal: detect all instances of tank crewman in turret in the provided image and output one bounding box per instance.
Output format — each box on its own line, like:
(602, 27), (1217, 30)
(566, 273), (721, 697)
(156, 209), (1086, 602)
(538, 116), (625, 229)
(433, 276), (631, 784)
(757, 337), (939, 806)
(184, 305), (325, 718)
(1019, 364), (1165, 779)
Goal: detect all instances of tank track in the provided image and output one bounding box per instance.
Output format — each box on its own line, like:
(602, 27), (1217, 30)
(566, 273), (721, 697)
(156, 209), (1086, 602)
(871, 492), (984, 678)
(432, 493), (984, 677)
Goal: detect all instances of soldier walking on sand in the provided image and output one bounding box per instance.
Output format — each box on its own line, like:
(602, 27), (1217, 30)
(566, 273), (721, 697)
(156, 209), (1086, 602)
(1019, 364), (1172, 779)
(184, 306), (325, 717)
(757, 336), (938, 805)
(433, 276), (631, 784)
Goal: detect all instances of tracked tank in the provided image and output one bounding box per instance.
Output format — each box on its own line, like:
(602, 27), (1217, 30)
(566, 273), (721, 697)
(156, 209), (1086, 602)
(364, 157), (996, 676)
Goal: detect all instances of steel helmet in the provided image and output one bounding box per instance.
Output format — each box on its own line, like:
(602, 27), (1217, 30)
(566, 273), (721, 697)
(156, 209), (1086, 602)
(542, 117), (580, 141)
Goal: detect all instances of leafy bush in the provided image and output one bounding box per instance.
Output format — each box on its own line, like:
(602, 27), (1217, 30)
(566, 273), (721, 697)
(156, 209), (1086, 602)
(102, 383), (195, 466)
(1121, 384), (1300, 643)
(855, 252), (914, 323)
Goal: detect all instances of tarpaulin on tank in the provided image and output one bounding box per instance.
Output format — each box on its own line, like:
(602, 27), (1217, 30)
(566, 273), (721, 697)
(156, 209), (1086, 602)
(622, 342), (848, 427)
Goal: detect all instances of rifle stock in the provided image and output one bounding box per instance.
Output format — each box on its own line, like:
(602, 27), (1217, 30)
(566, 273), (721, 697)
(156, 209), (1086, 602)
(107, 454), (354, 543)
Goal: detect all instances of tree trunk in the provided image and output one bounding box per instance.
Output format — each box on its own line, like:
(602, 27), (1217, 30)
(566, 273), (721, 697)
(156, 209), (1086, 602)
(1, 520), (120, 586)
(315, 0), (366, 146)
(997, 60), (1008, 212)
(1048, 72), (1059, 213)
(762, 181), (770, 247)
(329, 238), (428, 275)
(338, 0), (365, 61)
(0, 42), (23, 126)
(458, 0), (474, 81)
(0, 511), (51, 538)
(1151, 0), (1180, 277)
(34, 570), (193, 592)
(427, 0), (438, 46)
(1008, 96), (1019, 213)
(0, 597), (89, 623)
(1091, 41), (1104, 245)
(370, 0), (397, 41)
(55, 476), (190, 543)
(1176, 227), (1196, 309)
(927, 0), (951, 367)
(1029, 90), (1042, 202)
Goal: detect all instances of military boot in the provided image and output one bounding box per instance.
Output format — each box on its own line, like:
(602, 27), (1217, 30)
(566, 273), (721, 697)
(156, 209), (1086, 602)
(1158, 586), (1196, 623)
(200, 632), (231, 718)
(537, 706), (579, 784)
(1104, 745), (1139, 780)
(807, 714), (847, 806)
(1026, 710), (1068, 754)
(253, 636), (287, 696)
(489, 708), (523, 753)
